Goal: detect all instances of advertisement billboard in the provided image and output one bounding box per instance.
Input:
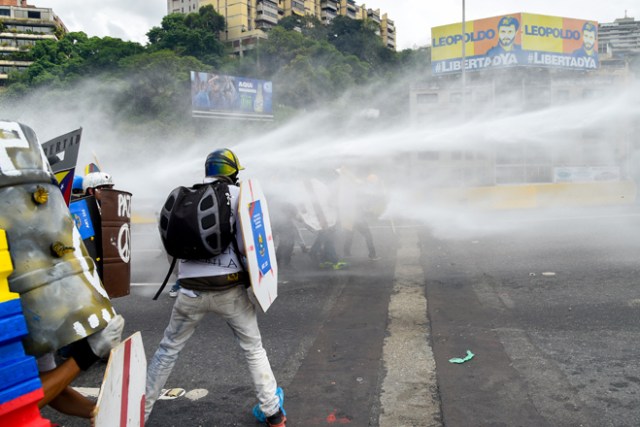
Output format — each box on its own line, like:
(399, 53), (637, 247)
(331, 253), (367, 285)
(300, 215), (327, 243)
(431, 13), (598, 74)
(190, 71), (273, 120)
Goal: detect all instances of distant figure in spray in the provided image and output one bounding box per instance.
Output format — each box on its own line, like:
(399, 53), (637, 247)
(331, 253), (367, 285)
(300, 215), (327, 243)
(343, 174), (381, 261)
(486, 16), (521, 56)
(304, 172), (347, 270)
(70, 174), (84, 201)
(270, 195), (305, 269)
(572, 21), (598, 58)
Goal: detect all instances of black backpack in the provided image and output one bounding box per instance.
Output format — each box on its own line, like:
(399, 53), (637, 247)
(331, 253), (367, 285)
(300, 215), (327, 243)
(158, 180), (233, 260)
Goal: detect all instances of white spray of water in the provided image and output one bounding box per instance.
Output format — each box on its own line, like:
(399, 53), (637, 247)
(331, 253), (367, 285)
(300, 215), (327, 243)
(2, 74), (639, 241)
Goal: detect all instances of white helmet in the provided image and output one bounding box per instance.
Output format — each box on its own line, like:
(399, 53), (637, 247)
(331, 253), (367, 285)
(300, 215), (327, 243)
(82, 172), (113, 192)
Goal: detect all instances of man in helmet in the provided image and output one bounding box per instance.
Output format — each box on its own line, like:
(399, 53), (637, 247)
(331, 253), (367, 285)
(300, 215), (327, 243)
(82, 171), (114, 196)
(145, 148), (287, 427)
(70, 174), (85, 201)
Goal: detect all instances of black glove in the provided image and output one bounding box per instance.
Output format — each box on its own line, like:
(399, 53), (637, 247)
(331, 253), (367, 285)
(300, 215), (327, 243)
(66, 337), (100, 371)
(66, 315), (125, 370)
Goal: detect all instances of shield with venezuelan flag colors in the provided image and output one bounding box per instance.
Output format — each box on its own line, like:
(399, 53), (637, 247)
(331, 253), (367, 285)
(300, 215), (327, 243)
(41, 128), (82, 206)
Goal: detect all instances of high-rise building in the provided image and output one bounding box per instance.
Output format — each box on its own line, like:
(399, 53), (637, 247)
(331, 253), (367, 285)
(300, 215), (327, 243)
(167, 0), (201, 14)
(169, 0), (395, 54)
(598, 15), (640, 58)
(380, 13), (395, 50)
(0, 0), (67, 86)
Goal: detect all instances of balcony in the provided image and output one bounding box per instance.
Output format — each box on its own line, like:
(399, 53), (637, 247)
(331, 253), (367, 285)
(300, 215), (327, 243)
(256, 12), (278, 25)
(321, 0), (338, 12)
(321, 10), (337, 22)
(321, 9), (338, 17)
(367, 12), (381, 24)
(255, 16), (278, 26)
(256, 1), (279, 24)
(291, 0), (305, 16)
(0, 32), (56, 41)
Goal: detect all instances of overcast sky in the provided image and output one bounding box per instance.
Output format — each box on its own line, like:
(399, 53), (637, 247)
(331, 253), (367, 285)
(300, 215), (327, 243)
(42, 1), (638, 50)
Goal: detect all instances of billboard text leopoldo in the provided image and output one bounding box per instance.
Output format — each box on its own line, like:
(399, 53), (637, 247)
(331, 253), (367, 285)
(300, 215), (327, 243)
(431, 13), (598, 74)
(191, 71), (273, 120)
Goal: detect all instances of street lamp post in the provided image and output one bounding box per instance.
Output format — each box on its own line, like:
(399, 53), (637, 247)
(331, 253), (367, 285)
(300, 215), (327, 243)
(461, 0), (466, 110)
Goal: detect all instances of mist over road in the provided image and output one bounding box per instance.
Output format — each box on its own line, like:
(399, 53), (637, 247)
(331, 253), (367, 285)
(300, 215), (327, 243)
(421, 205), (640, 427)
(42, 205), (640, 426)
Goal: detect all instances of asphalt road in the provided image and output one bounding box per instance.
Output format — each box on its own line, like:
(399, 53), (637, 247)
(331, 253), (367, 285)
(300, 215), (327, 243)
(419, 205), (640, 427)
(43, 221), (437, 427)
(41, 205), (640, 427)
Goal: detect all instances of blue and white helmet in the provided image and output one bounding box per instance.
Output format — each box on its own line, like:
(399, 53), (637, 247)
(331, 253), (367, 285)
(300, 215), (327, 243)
(82, 172), (113, 192)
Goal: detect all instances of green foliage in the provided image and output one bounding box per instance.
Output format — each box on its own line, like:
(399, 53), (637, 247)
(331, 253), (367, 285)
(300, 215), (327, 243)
(254, 26), (372, 107)
(146, 6), (226, 65)
(326, 16), (392, 71)
(1, 7), (431, 126)
(277, 15), (327, 40)
(8, 31), (144, 88)
(115, 49), (209, 123)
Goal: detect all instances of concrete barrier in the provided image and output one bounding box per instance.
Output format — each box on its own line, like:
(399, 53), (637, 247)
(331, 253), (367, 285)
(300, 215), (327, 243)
(433, 181), (637, 210)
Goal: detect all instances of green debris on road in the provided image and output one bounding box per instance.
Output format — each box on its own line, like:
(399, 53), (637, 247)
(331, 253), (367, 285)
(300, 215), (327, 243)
(448, 350), (475, 364)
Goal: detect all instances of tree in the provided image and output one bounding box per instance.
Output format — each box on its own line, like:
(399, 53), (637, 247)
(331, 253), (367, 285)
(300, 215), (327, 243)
(277, 14), (327, 40)
(8, 32), (143, 87)
(146, 6), (226, 66)
(114, 50), (209, 124)
(326, 16), (395, 72)
(256, 26), (371, 108)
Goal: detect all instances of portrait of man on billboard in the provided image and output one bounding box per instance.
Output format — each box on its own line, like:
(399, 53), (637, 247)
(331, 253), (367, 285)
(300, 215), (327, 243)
(572, 21), (597, 58)
(486, 16), (521, 56)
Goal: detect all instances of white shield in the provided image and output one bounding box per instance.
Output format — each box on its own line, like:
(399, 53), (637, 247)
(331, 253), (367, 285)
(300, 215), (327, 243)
(238, 179), (278, 312)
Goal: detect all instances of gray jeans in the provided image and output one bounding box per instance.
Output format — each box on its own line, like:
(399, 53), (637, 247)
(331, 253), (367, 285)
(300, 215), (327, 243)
(144, 285), (280, 421)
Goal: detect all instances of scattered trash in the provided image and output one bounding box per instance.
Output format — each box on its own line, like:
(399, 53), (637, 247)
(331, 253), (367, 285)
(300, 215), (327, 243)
(159, 388), (186, 400)
(356, 377), (364, 384)
(449, 350), (475, 364)
(529, 272), (536, 276)
(185, 389), (209, 401)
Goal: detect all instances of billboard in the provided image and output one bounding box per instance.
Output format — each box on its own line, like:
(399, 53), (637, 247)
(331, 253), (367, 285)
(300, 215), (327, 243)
(190, 71), (273, 121)
(431, 13), (598, 74)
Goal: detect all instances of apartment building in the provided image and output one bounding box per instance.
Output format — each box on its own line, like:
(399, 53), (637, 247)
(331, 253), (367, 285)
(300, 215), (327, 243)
(598, 15), (640, 58)
(598, 16), (640, 69)
(0, 0), (66, 85)
(167, 0), (201, 14)
(171, 0), (395, 54)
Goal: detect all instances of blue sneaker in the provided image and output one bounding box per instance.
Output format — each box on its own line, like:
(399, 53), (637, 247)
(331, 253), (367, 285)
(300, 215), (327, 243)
(253, 387), (286, 423)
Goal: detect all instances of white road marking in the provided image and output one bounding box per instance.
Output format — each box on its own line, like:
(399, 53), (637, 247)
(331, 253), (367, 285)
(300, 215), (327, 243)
(379, 230), (441, 427)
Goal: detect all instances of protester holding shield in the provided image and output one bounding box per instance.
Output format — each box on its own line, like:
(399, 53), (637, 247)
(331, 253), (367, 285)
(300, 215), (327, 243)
(145, 148), (286, 426)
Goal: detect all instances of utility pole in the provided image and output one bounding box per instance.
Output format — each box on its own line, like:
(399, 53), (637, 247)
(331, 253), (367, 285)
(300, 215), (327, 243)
(461, 0), (467, 112)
